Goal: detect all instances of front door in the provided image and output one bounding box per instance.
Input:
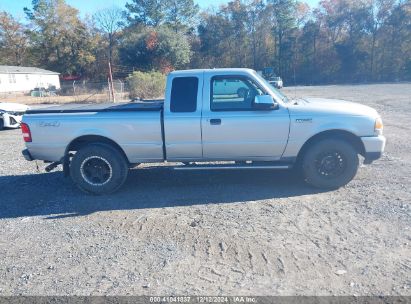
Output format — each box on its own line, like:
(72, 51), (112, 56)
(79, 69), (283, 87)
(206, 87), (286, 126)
(201, 75), (290, 160)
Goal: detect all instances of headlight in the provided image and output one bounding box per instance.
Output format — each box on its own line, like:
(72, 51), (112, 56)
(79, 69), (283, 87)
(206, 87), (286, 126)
(375, 117), (383, 135)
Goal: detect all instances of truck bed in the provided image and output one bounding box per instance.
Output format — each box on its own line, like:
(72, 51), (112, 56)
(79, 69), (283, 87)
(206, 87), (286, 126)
(23, 100), (165, 163)
(26, 101), (164, 114)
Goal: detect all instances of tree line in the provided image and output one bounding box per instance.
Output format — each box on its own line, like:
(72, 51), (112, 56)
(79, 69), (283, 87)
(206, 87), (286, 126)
(0, 0), (410, 85)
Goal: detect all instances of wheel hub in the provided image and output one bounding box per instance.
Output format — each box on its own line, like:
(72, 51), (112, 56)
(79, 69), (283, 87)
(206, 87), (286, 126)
(80, 156), (113, 186)
(316, 151), (346, 177)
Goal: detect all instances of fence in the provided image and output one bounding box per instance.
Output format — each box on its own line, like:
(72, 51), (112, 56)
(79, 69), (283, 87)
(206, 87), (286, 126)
(0, 79), (130, 104)
(60, 80), (128, 103)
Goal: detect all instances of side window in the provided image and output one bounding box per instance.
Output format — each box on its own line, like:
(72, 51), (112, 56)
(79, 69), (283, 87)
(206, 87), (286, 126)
(170, 77), (198, 113)
(211, 77), (264, 111)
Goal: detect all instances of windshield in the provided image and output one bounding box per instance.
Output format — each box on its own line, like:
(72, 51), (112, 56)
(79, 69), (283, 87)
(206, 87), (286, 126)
(253, 72), (289, 103)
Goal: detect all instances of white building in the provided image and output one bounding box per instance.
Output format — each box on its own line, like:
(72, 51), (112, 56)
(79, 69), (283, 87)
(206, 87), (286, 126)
(0, 66), (60, 93)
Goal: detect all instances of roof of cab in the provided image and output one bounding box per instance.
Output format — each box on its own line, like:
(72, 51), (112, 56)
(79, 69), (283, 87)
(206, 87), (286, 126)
(169, 68), (256, 75)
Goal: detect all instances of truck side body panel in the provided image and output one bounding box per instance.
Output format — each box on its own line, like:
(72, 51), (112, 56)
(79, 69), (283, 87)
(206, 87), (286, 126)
(163, 72), (204, 161)
(24, 111), (164, 163)
(200, 70), (290, 161)
(282, 99), (381, 158)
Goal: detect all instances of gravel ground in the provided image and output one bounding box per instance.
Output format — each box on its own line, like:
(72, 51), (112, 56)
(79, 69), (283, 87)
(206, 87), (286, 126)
(0, 84), (410, 296)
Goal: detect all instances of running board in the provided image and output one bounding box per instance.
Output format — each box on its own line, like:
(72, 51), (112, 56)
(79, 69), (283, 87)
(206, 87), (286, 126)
(174, 164), (291, 171)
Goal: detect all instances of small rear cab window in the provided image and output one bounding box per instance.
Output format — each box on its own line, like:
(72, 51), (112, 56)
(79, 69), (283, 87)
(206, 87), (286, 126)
(170, 77), (198, 113)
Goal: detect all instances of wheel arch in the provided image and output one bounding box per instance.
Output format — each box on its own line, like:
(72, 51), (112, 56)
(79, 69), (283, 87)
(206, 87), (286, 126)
(65, 135), (130, 164)
(295, 129), (365, 165)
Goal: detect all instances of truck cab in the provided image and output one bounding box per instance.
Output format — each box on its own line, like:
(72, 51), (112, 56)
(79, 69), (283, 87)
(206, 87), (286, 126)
(164, 69), (290, 162)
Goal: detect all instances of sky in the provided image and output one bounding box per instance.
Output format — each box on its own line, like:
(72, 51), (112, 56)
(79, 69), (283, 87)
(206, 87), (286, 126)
(0, 0), (321, 19)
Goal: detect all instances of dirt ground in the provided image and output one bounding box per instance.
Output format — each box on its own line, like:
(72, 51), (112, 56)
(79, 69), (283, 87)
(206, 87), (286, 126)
(0, 83), (410, 296)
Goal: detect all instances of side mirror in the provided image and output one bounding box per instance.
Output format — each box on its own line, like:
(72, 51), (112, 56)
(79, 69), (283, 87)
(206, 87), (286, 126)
(253, 95), (279, 110)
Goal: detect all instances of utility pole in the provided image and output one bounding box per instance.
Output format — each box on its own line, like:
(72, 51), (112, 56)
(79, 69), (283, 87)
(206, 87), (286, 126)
(108, 61), (115, 102)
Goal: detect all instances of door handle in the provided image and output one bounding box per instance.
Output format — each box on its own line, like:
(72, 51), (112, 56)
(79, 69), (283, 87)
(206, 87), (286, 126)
(210, 119), (222, 125)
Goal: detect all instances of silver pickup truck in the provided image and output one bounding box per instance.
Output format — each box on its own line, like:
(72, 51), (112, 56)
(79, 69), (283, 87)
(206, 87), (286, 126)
(21, 68), (386, 194)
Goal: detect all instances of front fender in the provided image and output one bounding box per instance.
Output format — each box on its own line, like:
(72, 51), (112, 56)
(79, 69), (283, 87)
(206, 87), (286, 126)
(282, 115), (375, 158)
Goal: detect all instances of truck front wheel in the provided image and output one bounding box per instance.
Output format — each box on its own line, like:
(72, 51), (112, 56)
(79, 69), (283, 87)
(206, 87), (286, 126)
(0, 118), (4, 130)
(70, 143), (129, 194)
(302, 139), (359, 189)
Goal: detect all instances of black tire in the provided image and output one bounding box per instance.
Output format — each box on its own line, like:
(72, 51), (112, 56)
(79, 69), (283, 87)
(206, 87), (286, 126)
(70, 143), (129, 194)
(0, 118), (4, 131)
(302, 139), (359, 189)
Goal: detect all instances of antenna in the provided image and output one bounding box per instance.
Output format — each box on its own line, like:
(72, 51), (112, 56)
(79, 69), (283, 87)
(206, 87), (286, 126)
(293, 38), (298, 100)
(294, 61), (297, 100)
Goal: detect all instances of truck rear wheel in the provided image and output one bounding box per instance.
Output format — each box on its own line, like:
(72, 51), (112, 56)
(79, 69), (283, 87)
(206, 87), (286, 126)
(0, 118), (4, 130)
(302, 139), (359, 189)
(70, 143), (128, 194)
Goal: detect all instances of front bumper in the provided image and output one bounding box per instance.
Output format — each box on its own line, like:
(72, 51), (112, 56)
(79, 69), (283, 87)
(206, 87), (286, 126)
(22, 149), (34, 161)
(361, 135), (386, 164)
